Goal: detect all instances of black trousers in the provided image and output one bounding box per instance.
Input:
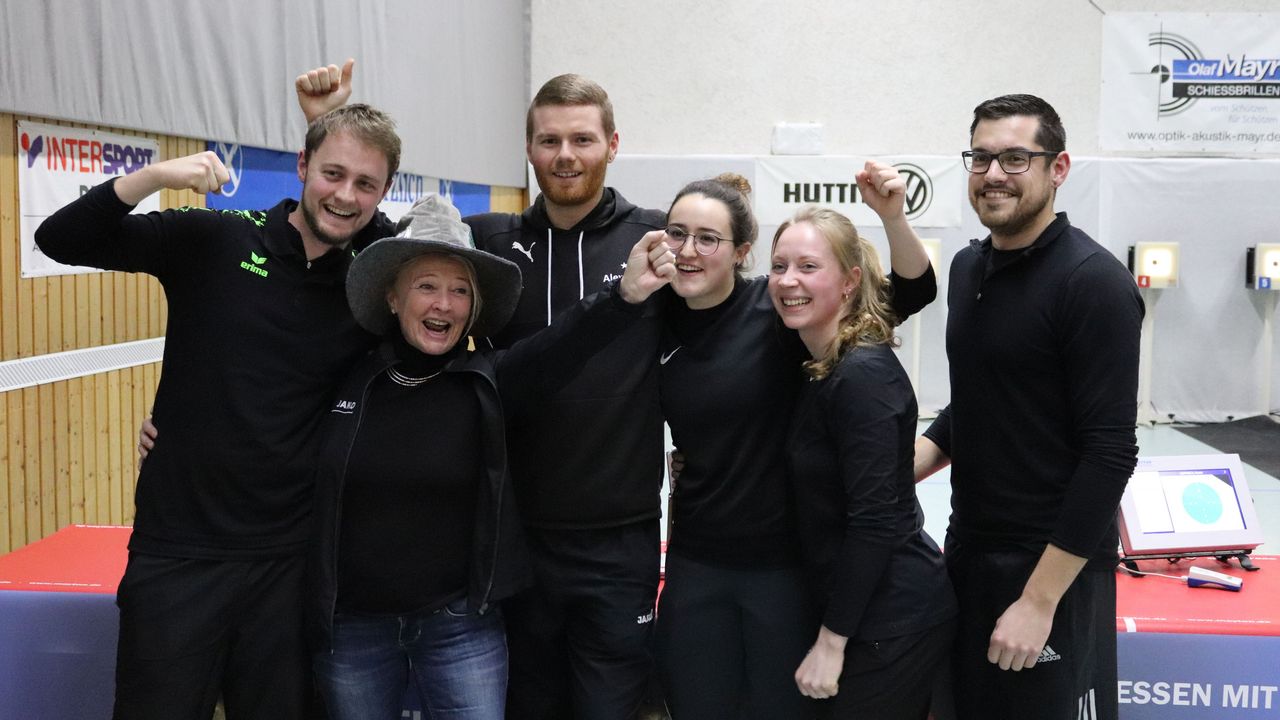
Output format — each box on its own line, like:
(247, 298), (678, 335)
(815, 619), (956, 720)
(945, 540), (1119, 720)
(113, 552), (310, 720)
(656, 553), (815, 720)
(504, 520), (660, 720)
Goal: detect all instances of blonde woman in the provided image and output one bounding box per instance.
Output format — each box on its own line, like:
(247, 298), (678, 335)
(769, 207), (957, 718)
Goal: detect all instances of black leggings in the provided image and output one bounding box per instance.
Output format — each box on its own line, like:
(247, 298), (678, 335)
(656, 553), (816, 720)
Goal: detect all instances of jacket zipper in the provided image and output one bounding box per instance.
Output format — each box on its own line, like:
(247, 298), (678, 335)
(463, 364), (504, 612)
(325, 364), (379, 652)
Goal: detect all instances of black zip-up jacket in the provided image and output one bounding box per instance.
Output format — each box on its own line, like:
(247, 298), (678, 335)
(34, 179), (393, 558)
(308, 346), (525, 648)
(307, 286), (647, 649)
(465, 190), (667, 528)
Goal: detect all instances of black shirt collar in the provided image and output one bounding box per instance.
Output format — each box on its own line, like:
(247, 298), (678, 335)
(972, 211), (1070, 257)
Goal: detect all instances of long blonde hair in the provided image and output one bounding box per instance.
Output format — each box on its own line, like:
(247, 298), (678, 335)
(771, 206), (899, 380)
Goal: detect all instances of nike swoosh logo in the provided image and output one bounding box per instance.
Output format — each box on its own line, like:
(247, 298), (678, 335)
(659, 347), (681, 365)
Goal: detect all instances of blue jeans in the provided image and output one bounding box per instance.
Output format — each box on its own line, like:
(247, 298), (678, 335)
(313, 599), (507, 720)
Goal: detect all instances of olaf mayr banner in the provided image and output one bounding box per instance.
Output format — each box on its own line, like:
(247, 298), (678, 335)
(1101, 13), (1280, 154)
(754, 156), (962, 229)
(18, 121), (159, 278)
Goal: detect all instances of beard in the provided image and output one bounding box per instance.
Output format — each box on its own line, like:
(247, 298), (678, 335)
(300, 193), (358, 249)
(971, 182), (1053, 239)
(534, 158), (608, 208)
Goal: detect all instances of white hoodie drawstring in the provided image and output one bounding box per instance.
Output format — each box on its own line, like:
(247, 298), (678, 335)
(545, 228), (553, 327)
(545, 228), (588, 327)
(577, 231), (585, 300)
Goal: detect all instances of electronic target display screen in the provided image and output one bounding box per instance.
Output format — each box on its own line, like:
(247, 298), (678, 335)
(1118, 454), (1264, 557)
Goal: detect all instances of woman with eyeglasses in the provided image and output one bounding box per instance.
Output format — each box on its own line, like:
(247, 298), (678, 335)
(653, 167), (941, 719)
(770, 206), (957, 719)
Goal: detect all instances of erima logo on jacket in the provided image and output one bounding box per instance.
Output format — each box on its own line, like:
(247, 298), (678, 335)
(239, 251), (269, 278)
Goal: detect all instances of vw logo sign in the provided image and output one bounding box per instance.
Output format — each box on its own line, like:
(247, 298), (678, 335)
(212, 142), (244, 198)
(893, 163), (932, 220)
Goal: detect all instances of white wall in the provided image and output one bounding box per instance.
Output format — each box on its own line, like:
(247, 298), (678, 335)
(530, 0), (1275, 157)
(531, 0), (1280, 420)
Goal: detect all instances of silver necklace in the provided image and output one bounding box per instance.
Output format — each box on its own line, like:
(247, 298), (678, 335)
(387, 366), (443, 387)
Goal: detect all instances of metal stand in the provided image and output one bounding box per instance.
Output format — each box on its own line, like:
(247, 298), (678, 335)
(1135, 288), (1170, 425)
(1262, 297), (1275, 416)
(1119, 548), (1259, 577)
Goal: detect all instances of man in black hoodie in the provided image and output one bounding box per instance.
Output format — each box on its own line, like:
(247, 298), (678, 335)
(464, 75), (666, 720)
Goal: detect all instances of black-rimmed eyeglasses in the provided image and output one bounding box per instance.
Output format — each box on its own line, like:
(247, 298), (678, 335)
(962, 149), (1059, 174)
(664, 226), (727, 256)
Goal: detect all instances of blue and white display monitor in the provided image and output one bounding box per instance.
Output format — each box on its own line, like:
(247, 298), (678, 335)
(1118, 454), (1264, 556)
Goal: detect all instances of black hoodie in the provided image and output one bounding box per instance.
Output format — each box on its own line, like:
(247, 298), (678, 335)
(465, 189), (667, 528)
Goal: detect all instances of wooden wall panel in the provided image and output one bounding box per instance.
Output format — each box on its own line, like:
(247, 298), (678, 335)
(81, 376), (98, 528)
(54, 382), (71, 528)
(489, 185), (528, 214)
(0, 396), (8, 548)
(0, 115), (14, 551)
(5, 395), (20, 550)
(92, 375), (109, 528)
(21, 387), (38, 542)
(67, 377), (84, 525)
(0, 113), (190, 553)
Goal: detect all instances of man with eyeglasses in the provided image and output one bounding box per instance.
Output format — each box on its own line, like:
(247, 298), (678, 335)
(915, 94), (1142, 720)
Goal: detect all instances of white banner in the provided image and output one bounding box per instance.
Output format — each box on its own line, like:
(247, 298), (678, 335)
(591, 155), (760, 218)
(754, 156), (962, 229)
(1101, 13), (1280, 154)
(18, 121), (160, 278)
